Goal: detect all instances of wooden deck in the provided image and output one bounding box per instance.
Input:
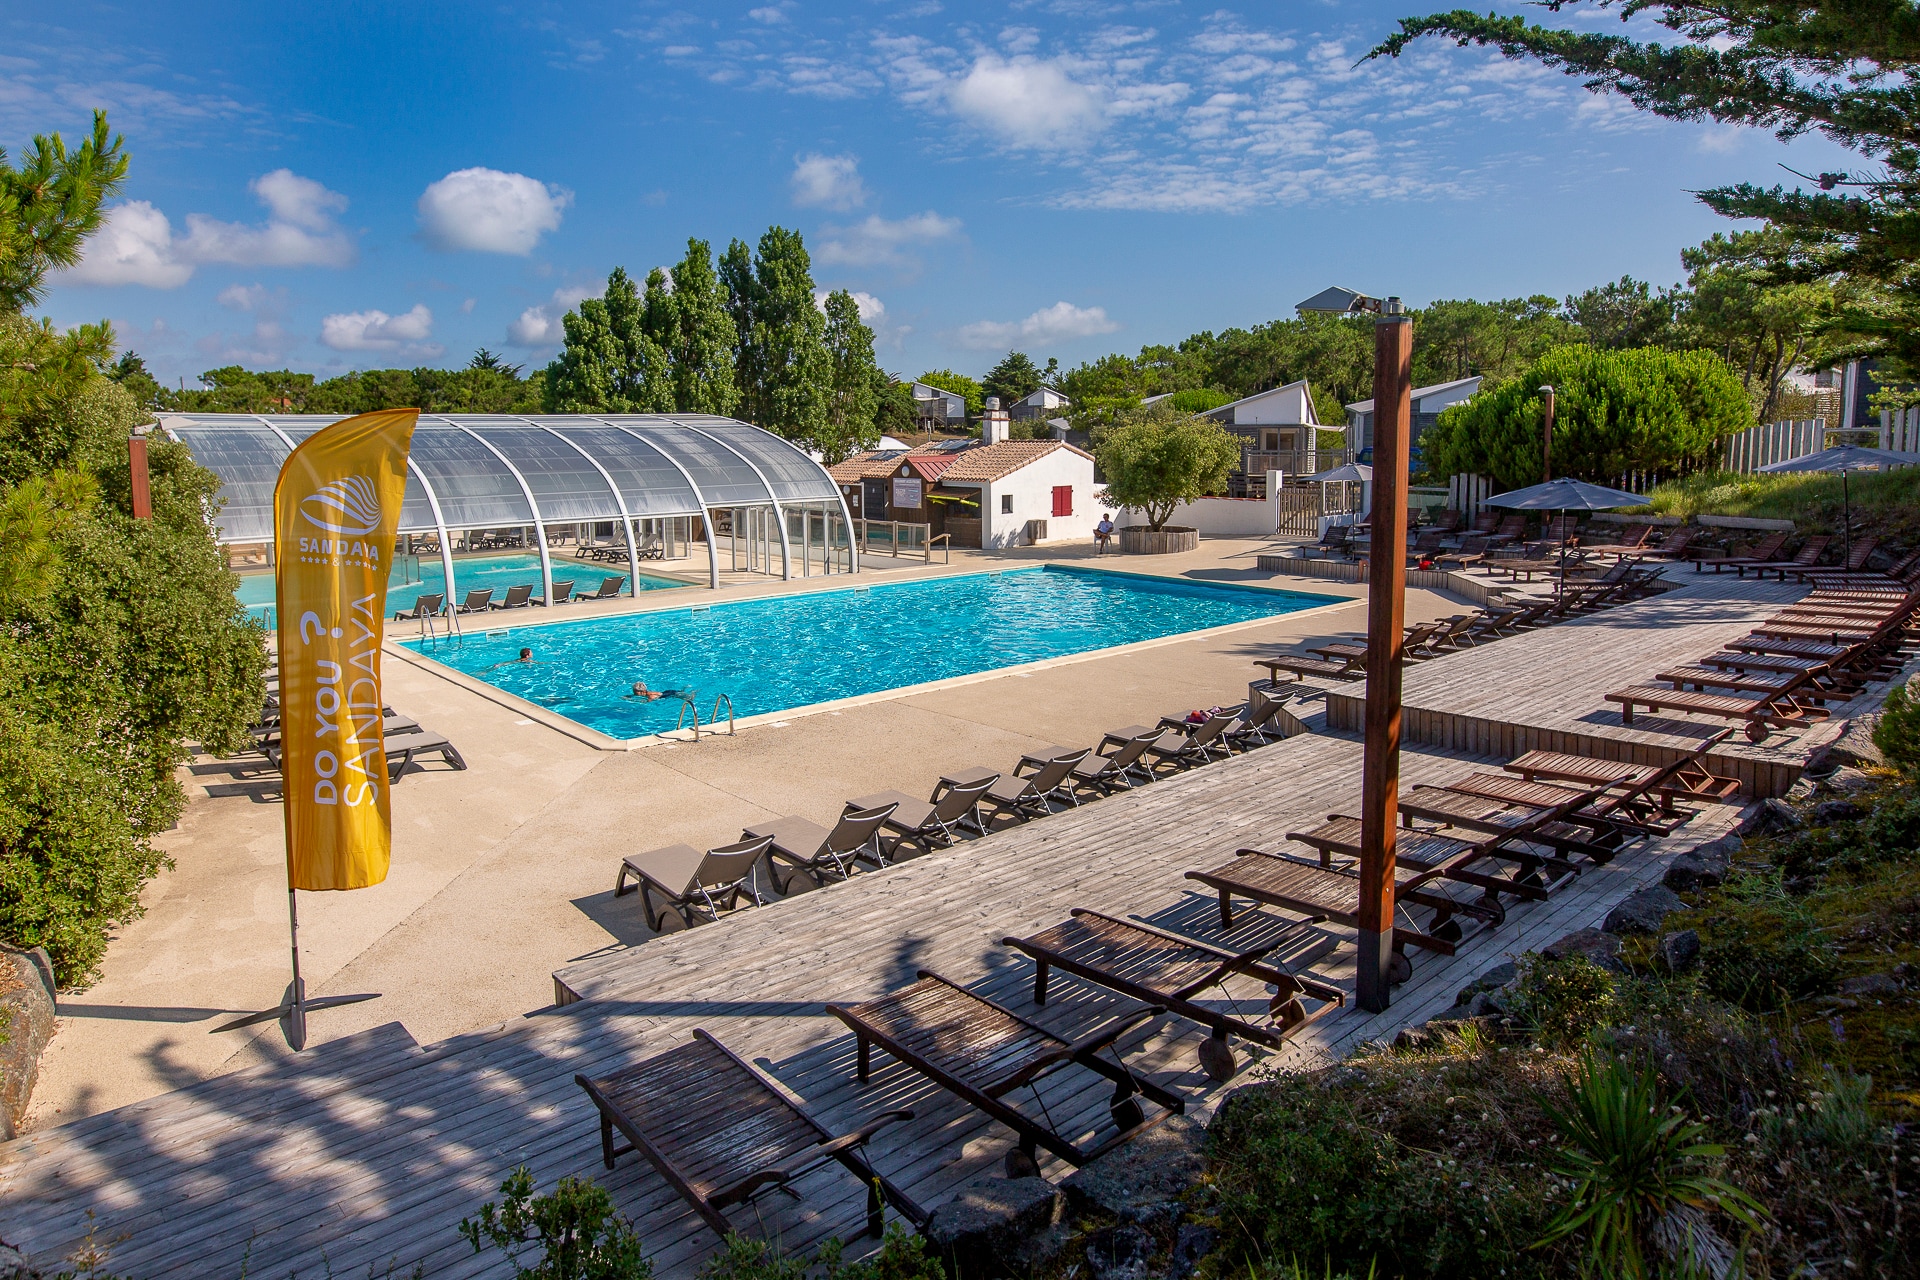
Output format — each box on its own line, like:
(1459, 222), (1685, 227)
(1323, 572), (1834, 796)
(0, 718), (1744, 1279)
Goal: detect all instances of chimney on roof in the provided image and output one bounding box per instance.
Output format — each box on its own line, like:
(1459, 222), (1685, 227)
(982, 395), (1010, 444)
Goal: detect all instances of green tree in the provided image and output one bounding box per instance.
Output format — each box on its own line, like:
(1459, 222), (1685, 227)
(1564, 277), (1683, 350)
(1410, 296), (1580, 388)
(722, 227), (830, 446)
(1417, 345), (1746, 489)
(2, 111), (128, 311)
(661, 238), (739, 415)
(1678, 231), (1836, 423)
(982, 350), (1044, 408)
(1094, 407), (1241, 531)
(543, 267), (672, 413)
(874, 378), (917, 439)
(819, 289), (881, 463)
(1368, 0), (1920, 380)
(914, 369), (982, 419)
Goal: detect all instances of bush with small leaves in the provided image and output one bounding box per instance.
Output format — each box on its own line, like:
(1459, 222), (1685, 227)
(459, 1166), (650, 1280)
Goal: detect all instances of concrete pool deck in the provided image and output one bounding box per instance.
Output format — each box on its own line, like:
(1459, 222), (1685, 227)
(28, 535), (1478, 1129)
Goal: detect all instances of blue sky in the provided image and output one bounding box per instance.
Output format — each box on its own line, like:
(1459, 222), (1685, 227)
(20, 1), (1853, 388)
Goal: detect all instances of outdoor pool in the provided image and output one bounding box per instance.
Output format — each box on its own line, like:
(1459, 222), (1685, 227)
(235, 552), (687, 623)
(401, 565), (1336, 739)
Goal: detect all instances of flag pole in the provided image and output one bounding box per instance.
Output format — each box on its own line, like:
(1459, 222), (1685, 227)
(286, 887), (308, 1051)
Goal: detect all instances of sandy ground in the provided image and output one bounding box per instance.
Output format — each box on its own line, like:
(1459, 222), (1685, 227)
(27, 535), (1473, 1127)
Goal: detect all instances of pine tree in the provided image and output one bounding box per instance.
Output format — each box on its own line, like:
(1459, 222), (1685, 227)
(723, 227), (830, 446)
(1368, 0), (1920, 376)
(542, 267), (672, 412)
(663, 238), (739, 415)
(820, 289), (881, 463)
(983, 351), (1044, 408)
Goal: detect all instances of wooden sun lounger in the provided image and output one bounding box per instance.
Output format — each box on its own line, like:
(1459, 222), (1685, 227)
(1504, 730), (1742, 810)
(1694, 530), (1787, 573)
(1604, 684), (1820, 741)
(1185, 848), (1475, 984)
(827, 970), (1185, 1177)
(1399, 777), (1634, 863)
(1654, 665), (1838, 702)
(1739, 535), (1832, 579)
(1786, 537), (1880, 580)
(1002, 908), (1345, 1082)
(1288, 814), (1564, 906)
(576, 1029), (923, 1241)
(1259, 653), (1364, 684)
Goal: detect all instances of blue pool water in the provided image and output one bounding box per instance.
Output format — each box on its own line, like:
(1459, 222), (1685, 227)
(235, 552), (686, 623)
(402, 566), (1334, 739)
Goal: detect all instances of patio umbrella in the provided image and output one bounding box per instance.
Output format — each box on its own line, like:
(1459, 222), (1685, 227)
(1758, 444), (1920, 563)
(1484, 477), (1649, 595)
(1303, 463), (1372, 528)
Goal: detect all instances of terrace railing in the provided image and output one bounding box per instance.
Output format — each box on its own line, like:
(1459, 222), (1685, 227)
(854, 519), (948, 563)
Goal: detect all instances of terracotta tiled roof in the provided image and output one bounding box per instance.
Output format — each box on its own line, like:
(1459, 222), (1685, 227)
(936, 440), (1092, 483)
(826, 452), (917, 483)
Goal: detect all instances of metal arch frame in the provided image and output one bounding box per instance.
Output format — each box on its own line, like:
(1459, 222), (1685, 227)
(693, 419), (860, 576)
(513, 418), (645, 599)
(667, 418), (793, 580)
(595, 418), (723, 589)
(447, 421), (557, 608)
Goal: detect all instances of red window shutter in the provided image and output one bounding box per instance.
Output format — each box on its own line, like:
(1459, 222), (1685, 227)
(1052, 485), (1073, 517)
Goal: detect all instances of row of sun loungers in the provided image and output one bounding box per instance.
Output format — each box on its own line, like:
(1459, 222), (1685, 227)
(250, 679), (467, 785)
(580, 734), (1745, 1244)
(392, 576), (629, 620)
(1604, 575), (1918, 741)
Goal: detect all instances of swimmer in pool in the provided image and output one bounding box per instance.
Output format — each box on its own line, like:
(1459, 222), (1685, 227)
(486, 647), (538, 671)
(626, 680), (688, 702)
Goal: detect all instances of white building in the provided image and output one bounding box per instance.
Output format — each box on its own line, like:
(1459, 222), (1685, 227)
(1345, 375), (1482, 460)
(934, 439), (1099, 548)
(1009, 386), (1071, 421)
(1199, 379), (1325, 496)
(910, 382), (968, 431)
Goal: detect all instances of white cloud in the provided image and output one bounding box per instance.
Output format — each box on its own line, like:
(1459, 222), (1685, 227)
(947, 55), (1107, 149)
(812, 289), (885, 322)
(790, 153), (868, 211)
(217, 282), (278, 312)
(814, 212), (961, 268)
(59, 170), (352, 287)
(178, 169), (355, 267)
(417, 168), (572, 255)
(59, 201), (192, 288)
(507, 283), (605, 347)
(956, 301), (1118, 350)
(320, 303), (439, 354)
(748, 4), (790, 22)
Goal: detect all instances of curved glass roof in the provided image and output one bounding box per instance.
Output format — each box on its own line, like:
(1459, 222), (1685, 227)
(158, 413), (844, 544)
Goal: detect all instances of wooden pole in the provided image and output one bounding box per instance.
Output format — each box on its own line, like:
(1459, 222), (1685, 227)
(129, 433), (153, 519)
(1540, 385), (1555, 484)
(1357, 305), (1411, 1013)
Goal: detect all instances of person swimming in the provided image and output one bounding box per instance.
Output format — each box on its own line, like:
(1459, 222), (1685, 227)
(486, 647), (538, 671)
(626, 680), (689, 702)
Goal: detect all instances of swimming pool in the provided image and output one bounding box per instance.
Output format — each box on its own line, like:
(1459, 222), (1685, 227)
(235, 552), (687, 623)
(401, 566), (1336, 739)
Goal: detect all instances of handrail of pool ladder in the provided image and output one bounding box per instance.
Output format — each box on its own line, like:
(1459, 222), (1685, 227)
(674, 693), (703, 741)
(710, 693), (736, 736)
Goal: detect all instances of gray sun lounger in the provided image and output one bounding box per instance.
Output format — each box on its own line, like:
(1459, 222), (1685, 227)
(385, 731), (468, 782)
(491, 584), (534, 610)
(393, 593), (444, 621)
(452, 588), (494, 613)
(749, 802), (898, 891)
(576, 1029), (923, 1241)
(580, 575), (626, 599)
(532, 580), (575, 606)
(983, 748), (1090, 823)
(614, 835), (773, 932)
(1069, 729), (1160, 796)
(846, 774), (998, 858)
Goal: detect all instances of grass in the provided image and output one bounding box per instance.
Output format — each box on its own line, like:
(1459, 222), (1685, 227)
(1639, 467), (1920, 545)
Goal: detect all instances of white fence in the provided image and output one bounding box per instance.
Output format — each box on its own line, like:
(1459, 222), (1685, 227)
(1722, 419), (1826, 472)
(1883, 406), (1920, 454)
(1449, 473), (1492, 517)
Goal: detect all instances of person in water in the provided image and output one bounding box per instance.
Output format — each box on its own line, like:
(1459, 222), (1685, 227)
(486, 647), (537, 671)
(627, 680), (689, 702)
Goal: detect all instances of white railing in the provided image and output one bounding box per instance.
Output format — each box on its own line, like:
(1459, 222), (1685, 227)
(1722, 419), (1826, 472)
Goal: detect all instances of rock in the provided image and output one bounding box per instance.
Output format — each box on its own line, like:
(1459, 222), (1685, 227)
(1603, 885), (1687, 936)
(1663, 853), (1712, 892)
(926, 1176), (1062, 1279)
(1084, 1224), (1155, 1280)
(1453, 961), (1518, 1008)
(1822, 766), (1878, 795)
(1813, 799), (1866, 825)
(1812, 713), (1885, 770)
(1168, 1224), (1218, 1280)
(1542, 928), (1626, 972)
(1739, 798), (1803, 836)
(1061, 1113), (1206, 1219)
(0, 1242), (29, 1280)
(0, 945), (56, 1142)
(1787, 776), (1819, 803)
(1465, 990), (1511, 1019)
(1839, 973), (1902, 997)
(1658, 929), (1701, 975)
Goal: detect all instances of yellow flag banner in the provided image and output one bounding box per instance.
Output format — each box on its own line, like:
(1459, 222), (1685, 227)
(273, 409), (419, 891)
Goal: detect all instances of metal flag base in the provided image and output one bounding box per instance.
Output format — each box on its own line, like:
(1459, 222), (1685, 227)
(211, 888), (380, 1051)
(212, 980), (381, 1049)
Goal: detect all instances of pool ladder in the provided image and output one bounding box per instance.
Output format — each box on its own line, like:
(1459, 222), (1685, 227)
(672, 693), (737, 742)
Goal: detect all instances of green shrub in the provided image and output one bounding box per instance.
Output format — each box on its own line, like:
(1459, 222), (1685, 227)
(1695, 869), (1838, 1010)
(696, 1225), (940, 1280)
(1536, 1052), (1765, 1280)
(1874, 678), (1920, 780)
(459, 1166), (650, 1280)
(1417, 345), (1744, 488)
(1509, 953), (1618, 1048)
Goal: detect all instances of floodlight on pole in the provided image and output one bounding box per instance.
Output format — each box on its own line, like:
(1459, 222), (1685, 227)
(1297, 284), (1409, 1014)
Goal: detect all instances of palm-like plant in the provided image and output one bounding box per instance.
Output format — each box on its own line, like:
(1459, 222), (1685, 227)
(1536, 1052), (1767, 1278)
